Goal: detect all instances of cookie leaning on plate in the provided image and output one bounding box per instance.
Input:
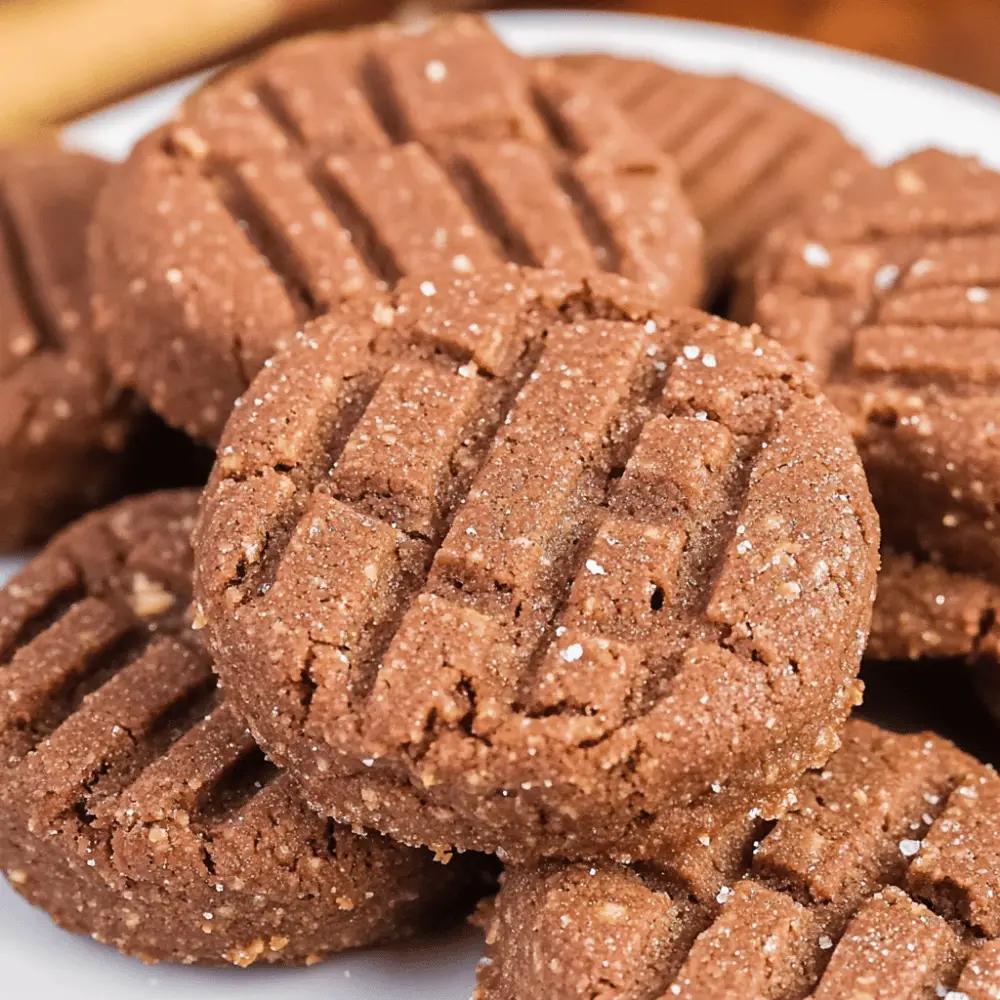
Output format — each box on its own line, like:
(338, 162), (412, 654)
(194, 264), (879, 863)
(868, 553), (1000, 726)
(741, 150), (1000, 713)
(90, 14), (703, 445)
(0, 146), (137, 551)
(477, 720), (999, 1000)
(551, 53), (866, 298)
(0, 491), (488, 966)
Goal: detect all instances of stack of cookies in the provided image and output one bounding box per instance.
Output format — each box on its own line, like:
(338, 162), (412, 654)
(2, 14), (999, 997)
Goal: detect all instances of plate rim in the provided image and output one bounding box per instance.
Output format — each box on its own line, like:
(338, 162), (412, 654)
(497, 7), (1000, 115)
(63, 7), (1000, 168)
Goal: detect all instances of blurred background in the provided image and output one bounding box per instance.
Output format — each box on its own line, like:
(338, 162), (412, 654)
(1, 0), (995, 140)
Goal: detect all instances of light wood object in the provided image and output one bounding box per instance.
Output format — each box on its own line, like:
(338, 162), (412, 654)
(0, 0), (403, 138)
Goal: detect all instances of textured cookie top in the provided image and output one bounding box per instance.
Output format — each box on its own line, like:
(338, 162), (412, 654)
(0, 145), (119, 447)
(0, 146), (134, 547)
(0, 146), (107, 373)
(869, 552), (1000, 663)
(0, 491), (455, 914)
(745, 150), (1000, 591)
(552, 53), (865, 294)
(195, 265), (879, 860)
(867, 551), (1000, 726)
(90, 15), (702, 443)
(478, 720), (1000, 1000)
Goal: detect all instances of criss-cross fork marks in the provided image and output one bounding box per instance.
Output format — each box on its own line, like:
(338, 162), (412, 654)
(249, 315), (723, 743)
(212, 275), (869, 801)
(750, 153), (1000, 582)
(760, 230), (1000, 390)
(750, 151), (1000, 395)
(155, 16), (693, 345)
(229, 311), (682, 733)
(0, 502), (309, 890)
(553, 53), (861, 279)
(486, 724), (1000, 1000)
(668, 730), (1000, 999)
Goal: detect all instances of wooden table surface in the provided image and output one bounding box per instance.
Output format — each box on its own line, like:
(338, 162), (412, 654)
(573, 0), (1000, 94)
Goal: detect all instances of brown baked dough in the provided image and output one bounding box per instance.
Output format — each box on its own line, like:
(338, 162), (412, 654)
(742, 150), (1000, 710)
(870, 551), (1000, 724)
(0, 491), (488, 965)
(194, 265), (879, 863)
(90, 15), (703, 445)
(552, 52), (866, 297)
(0, 145), (136, 550)
(477, 719), (1000, 1000)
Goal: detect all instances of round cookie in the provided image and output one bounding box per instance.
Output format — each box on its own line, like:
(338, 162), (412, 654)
(869, 552), (1000, 665)
(194, 264), (879, 863)
(976, 665), (1000, 726)
(90, 14), (703, 445)
(0, 491), (487, 966)
(870, 552), (1000, 724)
(0, 145), (136, 551)
(742, 150), (1000, 700)
(552, 53), (865, 297)
(477, 720), (1000, 1000)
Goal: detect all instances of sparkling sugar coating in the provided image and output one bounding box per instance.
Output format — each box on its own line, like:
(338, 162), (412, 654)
(89, 14), (703, 444)
(0, 492), (488, 965)
(194, 265), (879, 863)
(744, 151), (1000, 671)
(551, 52), (866, 295)
(477, 721), (1000, 1000)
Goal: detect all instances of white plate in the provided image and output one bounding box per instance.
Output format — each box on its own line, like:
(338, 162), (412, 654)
(61, 9), (1000, 166)
(6, 10), (1000, 998)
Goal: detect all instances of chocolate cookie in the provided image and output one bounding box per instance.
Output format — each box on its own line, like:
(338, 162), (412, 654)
(870, 552), (1000, 664)
(0, 491), (486, 965)
(552, 53), (865, 297)
(742, 150), (1000, 699)
(0, 145), (136, 550)
(194, 264), (879, 863)
(477, 719), (1000, 1000)
(90, 15), (703, 445)
(870, 552), (1000, 724)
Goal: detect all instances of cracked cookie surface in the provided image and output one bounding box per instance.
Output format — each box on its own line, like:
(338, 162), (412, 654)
(551, 53), (865, 298)
(194, 265), (879, 862)
(90, 15), (702, 444)
(0, 490), (487, 965)
(477, 720), (1000, 1000)
(743, 150), (1000, 699)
